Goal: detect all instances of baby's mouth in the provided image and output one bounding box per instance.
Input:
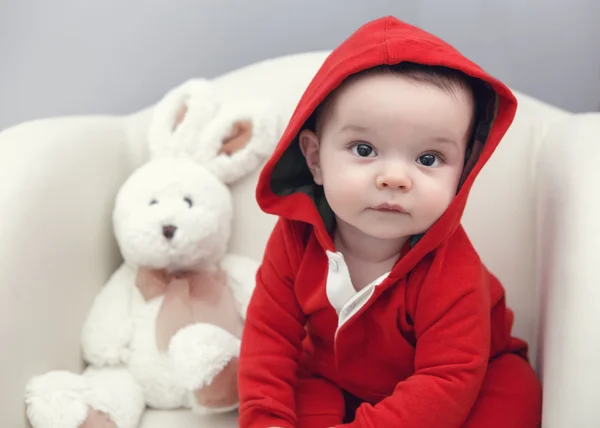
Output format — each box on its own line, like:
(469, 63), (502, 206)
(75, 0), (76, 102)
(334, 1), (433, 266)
(371, 202), (408, 214)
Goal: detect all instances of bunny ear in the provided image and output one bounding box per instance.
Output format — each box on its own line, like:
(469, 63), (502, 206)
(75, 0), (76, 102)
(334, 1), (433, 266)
(147, 78), (220, 158)
(191, 99), (282, 184)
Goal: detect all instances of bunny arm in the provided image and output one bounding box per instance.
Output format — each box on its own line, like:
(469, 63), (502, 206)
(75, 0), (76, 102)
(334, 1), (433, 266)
(80, 263), (135, 367)
(219, 253), (260, 320)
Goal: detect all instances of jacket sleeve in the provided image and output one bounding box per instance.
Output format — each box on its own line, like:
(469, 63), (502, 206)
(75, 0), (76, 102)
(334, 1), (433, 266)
(341, 252), (491, 428)
(238, 219), (308, 428)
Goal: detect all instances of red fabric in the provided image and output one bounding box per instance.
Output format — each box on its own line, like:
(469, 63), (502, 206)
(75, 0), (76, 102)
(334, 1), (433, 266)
(238, 16), (541, 428)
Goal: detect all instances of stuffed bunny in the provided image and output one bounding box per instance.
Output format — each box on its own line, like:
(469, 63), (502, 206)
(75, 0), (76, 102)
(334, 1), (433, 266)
(24, 79), (281, 428)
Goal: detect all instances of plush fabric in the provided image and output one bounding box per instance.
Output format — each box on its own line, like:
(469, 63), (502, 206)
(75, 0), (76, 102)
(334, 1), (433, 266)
(22, 80), (282, 428)
(135, 267), (243, 351)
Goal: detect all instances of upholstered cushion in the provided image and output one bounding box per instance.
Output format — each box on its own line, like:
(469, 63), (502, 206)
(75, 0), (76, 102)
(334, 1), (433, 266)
(140, 409), (238, 428)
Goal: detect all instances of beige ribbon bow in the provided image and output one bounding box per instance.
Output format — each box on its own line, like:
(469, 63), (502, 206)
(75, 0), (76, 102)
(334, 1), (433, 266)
(135, 267), (243, 351)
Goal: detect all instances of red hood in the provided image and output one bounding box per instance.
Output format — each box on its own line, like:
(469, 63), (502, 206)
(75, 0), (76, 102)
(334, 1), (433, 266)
(256, 16), (517, 275)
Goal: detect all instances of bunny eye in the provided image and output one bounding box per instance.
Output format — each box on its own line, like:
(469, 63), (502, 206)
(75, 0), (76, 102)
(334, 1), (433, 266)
(149, 199), (159, 206)
(183, 197), (193, 208)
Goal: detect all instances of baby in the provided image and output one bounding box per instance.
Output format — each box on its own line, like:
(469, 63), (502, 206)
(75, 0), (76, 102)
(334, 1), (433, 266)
(238, 16), (542, 428)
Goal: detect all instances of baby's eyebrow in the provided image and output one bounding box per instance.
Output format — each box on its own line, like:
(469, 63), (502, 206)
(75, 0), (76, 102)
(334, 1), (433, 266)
(429, 136), (459, 147)
(339, 124), (370, 132)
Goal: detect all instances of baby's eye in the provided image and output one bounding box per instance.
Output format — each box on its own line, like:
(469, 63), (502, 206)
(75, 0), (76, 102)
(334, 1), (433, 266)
(416, 153), (442, 167)
(351, 143), (376, 158)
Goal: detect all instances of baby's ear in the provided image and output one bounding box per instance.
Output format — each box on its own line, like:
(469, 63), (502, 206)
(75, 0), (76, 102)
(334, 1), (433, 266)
(299, 129), (323, 185)
(194, 99), (283, 184)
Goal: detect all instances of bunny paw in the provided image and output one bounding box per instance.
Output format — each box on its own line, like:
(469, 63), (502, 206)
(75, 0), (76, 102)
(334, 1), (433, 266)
(25, 371), (91, 428)
(168, 323), (240, 391)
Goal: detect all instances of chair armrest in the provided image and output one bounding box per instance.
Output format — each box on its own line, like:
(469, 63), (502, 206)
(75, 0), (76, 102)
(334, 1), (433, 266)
(0, 111), (150, 427)
(536, 112), (600, 427)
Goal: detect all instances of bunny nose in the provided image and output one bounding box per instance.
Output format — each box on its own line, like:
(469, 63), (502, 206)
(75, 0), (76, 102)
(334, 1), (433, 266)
(162, 225), (177, 240)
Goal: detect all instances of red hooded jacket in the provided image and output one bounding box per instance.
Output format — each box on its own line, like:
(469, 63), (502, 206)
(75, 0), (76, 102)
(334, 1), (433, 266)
(238, 16), (537, 428)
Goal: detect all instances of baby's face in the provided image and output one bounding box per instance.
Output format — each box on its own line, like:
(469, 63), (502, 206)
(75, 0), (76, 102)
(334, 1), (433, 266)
(301, 72), (474, 241)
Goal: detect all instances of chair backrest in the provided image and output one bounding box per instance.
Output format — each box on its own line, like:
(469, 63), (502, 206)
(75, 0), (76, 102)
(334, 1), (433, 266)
(207, 51), (571, 371)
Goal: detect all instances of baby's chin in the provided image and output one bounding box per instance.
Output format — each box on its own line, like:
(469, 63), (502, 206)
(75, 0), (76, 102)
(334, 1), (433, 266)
(344, 220), (417, 242)
(334, 211), (433, 244)
(361, 227), (415, 242)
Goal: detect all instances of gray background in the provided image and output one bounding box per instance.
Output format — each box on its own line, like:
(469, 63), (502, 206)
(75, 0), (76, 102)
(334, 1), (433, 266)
(1, 0), (599, 130)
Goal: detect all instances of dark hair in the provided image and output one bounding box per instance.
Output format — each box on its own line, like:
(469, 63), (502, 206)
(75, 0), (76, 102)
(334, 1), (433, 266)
(369, 62), (473, 96)
(314, 62), (476, 134)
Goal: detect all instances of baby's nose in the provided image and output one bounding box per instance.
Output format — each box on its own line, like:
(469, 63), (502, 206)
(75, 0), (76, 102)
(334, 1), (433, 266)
(162, 225), (177, 240)
(376, 171), (412, 190)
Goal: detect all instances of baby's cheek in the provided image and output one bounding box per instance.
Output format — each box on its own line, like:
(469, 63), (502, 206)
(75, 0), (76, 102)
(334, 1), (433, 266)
(323, 174), (363, 210)
(422, 185), (455, 217)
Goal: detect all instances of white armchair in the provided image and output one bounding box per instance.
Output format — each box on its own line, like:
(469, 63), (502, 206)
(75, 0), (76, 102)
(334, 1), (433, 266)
(1, 51), (599, 428)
